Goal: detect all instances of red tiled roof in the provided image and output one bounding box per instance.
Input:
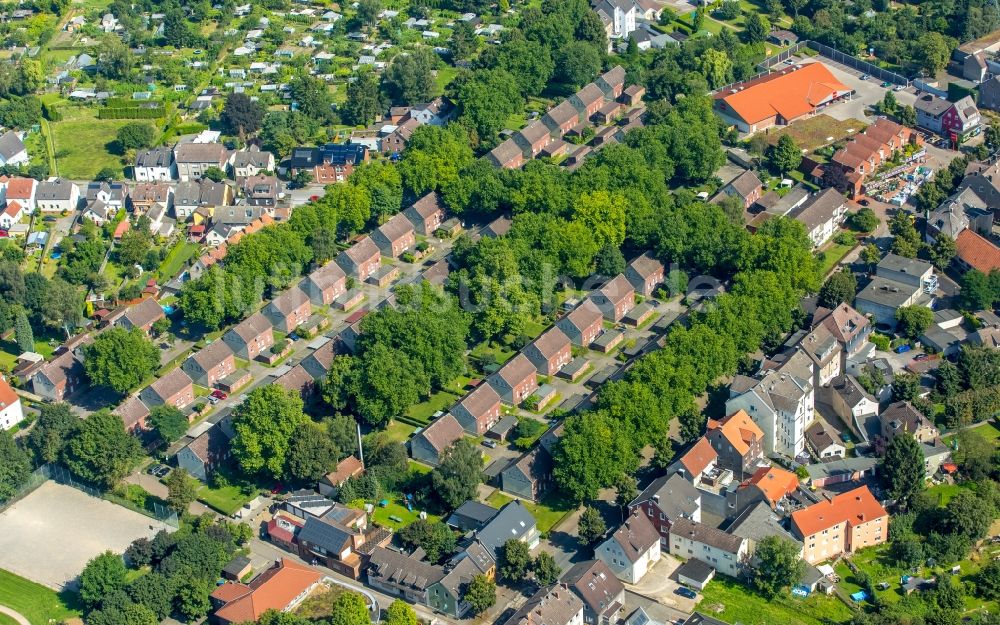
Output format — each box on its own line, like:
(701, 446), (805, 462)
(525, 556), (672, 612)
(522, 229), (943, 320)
(956, 229), (1000, 273)
(717, 63), (851, 125)
(679, 437), (717, 476)
(212, 559), (322, 625)
(791, 485), (887, 537)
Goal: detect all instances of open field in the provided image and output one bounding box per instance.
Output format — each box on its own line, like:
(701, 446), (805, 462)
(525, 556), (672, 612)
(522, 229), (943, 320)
(765, 114), (866, 152)
(49, 107), (158, 179)
(0, 569), (81, 625)
(697, 576), (853, 625)
(0, 482), (170, 590)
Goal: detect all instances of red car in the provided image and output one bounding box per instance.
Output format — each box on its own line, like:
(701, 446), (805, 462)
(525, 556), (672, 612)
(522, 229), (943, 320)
(309, 195), (320, 202)
(913, 354), (930, 362)
(210, 389), (228, 400)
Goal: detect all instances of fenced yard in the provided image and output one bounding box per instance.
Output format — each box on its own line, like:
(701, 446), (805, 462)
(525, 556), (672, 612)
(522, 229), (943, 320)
(0, 481), (171, 590)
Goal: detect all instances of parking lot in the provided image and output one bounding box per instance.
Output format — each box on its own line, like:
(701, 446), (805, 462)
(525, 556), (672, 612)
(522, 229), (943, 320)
(0, 481), (171, 590)
(790, 57), (917, 123)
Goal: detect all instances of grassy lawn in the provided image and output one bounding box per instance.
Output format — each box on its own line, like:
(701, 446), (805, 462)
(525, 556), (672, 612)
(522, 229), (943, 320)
(0, 569), (81, 625)
(817, 240), (855, 276)
(434, 66), (459, 94)
(698, 576), (853, 625)
(369, 500), (441, 530)
(470, 342), (517, 371)
(406, 389), (461, 424)
(0, 613), (19, 625)
(50, 107), (157, 178)
(485, 490), (576, 535)
(765, 114), (866, 151)
(945, 421), (1000, 445)
(194, 468), (256, 516)
(522, 319), (548, 340)
(407, 460), (432, 475)
(157, 240), (199, 281)
(384, 419), (417, 443)
(0, 335), (58, 370)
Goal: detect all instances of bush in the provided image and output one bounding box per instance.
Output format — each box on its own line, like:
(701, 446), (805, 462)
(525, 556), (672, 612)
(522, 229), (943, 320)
(834, 231), (856, 245)
(870, 332), (891, 351)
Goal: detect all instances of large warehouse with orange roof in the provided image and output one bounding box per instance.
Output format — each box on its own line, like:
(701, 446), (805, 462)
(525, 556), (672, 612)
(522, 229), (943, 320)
(713, 62), (854, 134)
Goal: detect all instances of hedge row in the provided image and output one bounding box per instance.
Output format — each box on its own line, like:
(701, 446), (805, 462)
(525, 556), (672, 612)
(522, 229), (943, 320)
(97, 107), (166, 120)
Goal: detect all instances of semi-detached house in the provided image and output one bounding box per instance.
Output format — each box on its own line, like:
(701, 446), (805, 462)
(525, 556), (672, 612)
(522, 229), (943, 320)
(591, 274), (635, 322)
(301, 262), (347, 306)
(371, 213), (415, 258)
(182, 340), (236, 387)
(336, 236), (381, 281)
(403, 192), (445, 235)
(174, 142), (229, 181)
(451, 383), (502, 434)
(264, 287), (312, 333)
(140, 368), (194, 409)
(35, 179), (79, 213)
(624, 252), (665, 297)
(557, 299), (604, 346)
(487, 354), (539, 405)
(410, 414), (464, 466)
(523, 327), (572, 376)
(223, 312), (275, 360)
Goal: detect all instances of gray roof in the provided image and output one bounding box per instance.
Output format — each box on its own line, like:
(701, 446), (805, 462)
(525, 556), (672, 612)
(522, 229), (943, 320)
(503, 584), (583, 625)
(878, 253), (932, 276)
(563, 560), (624, 617)
(298, 515), (353, 553)
(669, 518), (745, 554)
(475, 500), (536, 558)
(36, 179), (76, 201)
(804, 456), (878, 480)
(727, 501), (801, 546)
(135, 147), (173, 168)
(368, 546), (445, 590)
(630, 473), (700, 521)
(676, 558), (715, 583)
(856, 276), (919, 307)
(791, 188), (846, 231)
(446, 500), (499, 532)
(0, 131), (25, 161)
(487, 138), (523, 167)
(915, 94), (952, 116)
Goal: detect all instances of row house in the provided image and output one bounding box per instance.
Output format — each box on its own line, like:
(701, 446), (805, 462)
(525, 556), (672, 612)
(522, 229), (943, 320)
(223, 311), (275, 360)
(288, 144), (369, 184)
(714, 170), (762, 209)
(182, 340), (236, 387)
(486, 138), (525, 170)
(403, 192), (445, 235)
(523, 327), (572, 376)
(301, 262), (347, 306)
(790, 188), (849, 248)
(371, 213), (415, 257)
(264, 287), (312, 333)
(668, 518), (748, 579)
(451, 383), (502, 435)
(230, 146), (275, 178)
(512, 120), (554, 159)
(177, 419), (234, 481)
(825, 118), (922, 197)
(336, 236), (381, 282)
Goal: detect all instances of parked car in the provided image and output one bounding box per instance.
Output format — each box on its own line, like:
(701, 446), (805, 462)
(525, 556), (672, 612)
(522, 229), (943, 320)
(895, 344), (912, 354)
(482, 440), (497, 448)
(676, 587), (697, 599)
(210, 389), (228, 400)
(859, 199), (870, 206)
(860, 73), (870, 80)
(913, 353), (930, 361)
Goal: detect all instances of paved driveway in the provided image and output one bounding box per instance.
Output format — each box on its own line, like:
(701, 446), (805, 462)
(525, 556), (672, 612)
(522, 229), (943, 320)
(624, 554), (701, 613)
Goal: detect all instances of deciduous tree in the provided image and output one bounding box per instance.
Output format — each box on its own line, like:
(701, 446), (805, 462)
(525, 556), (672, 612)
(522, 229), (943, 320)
(63, 409), (142, 489)
(753, 536), (804, 598)
(431, 438), (482, 509)
(231, 386), (309, 478)
(881, 433), (925, 508)
(465, 574), (495, 615)
(83, 328), (159, 393)
(80, 551), (128, 607)
(165, 468), (197, 513)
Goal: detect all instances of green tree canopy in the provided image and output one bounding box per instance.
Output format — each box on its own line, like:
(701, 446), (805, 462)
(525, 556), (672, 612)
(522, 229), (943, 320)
(63, 409), (142, 489)
(881, 433), (925, 508)
(231, 385), (309, 478)
(83, 328), (159, 393)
